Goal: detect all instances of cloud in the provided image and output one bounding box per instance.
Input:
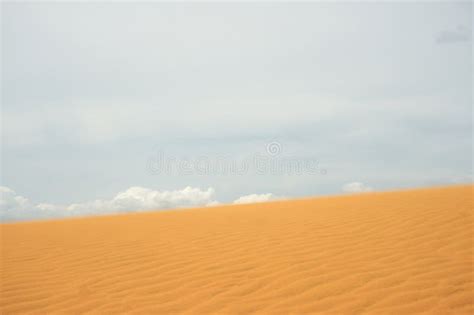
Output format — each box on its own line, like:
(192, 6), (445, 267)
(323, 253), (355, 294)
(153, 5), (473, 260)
(342, 182), (373, 193)
(233, 193), (277, 204)
(1, 186), (283, 221)
(436, 25), (471, 44)
(0, 186), (218, 221)
(64, 186), (218, 217)
(0, 186), (34, 217)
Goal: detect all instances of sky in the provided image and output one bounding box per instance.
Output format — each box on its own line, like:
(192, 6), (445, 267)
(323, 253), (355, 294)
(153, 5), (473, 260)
(1, 2), (472, 221)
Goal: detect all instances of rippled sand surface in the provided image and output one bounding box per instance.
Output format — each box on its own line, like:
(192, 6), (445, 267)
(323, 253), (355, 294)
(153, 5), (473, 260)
(1, 185), (472, 314)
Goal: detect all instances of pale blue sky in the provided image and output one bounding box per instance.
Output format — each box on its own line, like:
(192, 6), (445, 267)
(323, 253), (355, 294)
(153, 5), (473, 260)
(1, 2), (472, 220)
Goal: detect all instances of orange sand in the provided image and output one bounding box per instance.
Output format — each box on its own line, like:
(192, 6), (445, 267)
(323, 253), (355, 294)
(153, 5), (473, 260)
(1, 185), (472, 314)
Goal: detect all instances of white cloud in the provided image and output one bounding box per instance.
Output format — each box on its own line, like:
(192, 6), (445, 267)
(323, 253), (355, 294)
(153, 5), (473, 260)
(0, 186), (34, 217)
(0, 186), (218, 221)
(233, 193), (277, 204)
(67, 186), (217, 215)
(342, 182), (373, 193)
(1, 186), (283, 221)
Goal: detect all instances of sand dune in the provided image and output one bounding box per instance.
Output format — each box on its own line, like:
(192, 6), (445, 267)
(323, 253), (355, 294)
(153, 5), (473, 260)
(1, 185), (472, 314)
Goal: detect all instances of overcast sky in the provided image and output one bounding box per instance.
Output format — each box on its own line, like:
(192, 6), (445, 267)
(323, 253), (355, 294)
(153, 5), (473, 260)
(1, 2), (472, 221)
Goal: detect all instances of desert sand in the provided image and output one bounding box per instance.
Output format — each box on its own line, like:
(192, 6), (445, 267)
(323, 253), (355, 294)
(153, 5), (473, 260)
(0, 185), (472, 314)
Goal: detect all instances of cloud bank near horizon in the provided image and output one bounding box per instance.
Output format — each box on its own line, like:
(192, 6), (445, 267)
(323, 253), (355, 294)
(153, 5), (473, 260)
(0, 186), (284, 221)
(0, 186), (217, 221)
(342, 182), (373, 193)
(233, 193), (278, 204)
(1, 182), (379, 221)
